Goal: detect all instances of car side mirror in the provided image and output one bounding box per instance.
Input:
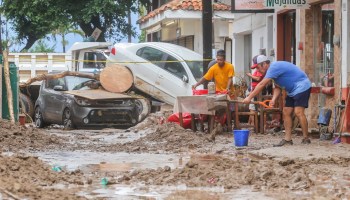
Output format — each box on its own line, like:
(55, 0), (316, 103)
(182, 75), (189, 83)
(53, 85), (64, 91)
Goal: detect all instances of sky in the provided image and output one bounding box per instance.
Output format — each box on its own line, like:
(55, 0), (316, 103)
(8, 13), (140, 53)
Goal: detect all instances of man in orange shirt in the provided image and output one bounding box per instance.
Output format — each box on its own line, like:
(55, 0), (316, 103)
(192, 50), (235, 93)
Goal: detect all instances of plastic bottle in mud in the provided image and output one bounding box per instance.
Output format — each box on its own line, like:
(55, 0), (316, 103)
(208, 81), (215, 95)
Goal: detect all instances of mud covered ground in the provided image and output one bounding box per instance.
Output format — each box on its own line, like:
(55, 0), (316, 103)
(0, 107), (350, 199)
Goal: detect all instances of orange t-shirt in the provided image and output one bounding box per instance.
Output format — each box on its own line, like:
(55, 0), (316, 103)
(203, 62), (234, 91)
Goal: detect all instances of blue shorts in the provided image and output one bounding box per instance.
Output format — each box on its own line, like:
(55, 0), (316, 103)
(285, 88), (311, 108)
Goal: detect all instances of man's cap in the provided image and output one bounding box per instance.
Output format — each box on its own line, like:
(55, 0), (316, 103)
(250, 55), (259, 69)
(256, 55), (269, 64)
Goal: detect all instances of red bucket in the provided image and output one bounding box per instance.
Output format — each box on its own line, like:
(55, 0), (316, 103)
(192, 89), (229, 95)
(192, 89), (208, 95)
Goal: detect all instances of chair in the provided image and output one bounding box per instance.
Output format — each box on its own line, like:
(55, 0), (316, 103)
(233, 102), (259, 133)
(257, 92), (284, 134)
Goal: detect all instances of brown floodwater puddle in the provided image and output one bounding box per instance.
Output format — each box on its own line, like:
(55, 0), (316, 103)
(32, 151), (275, 199)
(29, 151), (350, 199)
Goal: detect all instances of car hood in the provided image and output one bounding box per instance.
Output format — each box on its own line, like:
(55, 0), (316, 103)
(64, 89), (137, 100)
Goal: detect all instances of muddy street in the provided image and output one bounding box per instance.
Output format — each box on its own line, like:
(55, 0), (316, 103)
(1, 108), (350, 200)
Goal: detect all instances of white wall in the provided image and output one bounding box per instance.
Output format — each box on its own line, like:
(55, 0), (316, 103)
(342, 0), (350, 88)
(161, 25), (177, 41)
(233, 34), (245, 77)
(181, 19), (197, 36)
(232, 13), (270, 76)
(194, 20), (202, 54)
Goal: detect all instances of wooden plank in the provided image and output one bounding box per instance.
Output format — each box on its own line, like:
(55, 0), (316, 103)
(191, 113), (196, 131)
(179, 112), (184, 127)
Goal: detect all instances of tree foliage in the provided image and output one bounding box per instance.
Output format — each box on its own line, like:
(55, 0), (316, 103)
(1, 0), (150, 51)
(28, 39), (55, 53)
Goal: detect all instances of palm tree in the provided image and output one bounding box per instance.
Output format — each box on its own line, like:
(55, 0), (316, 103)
(51, 24), (85, 53)
(29, 39), (55, 53)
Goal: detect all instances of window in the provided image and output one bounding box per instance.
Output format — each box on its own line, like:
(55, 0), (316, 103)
(164, 55), (187, 79)
(136, 47), (165, 67)
(82, 52), (107, 70)
(46, 77), (65, 89)
(66, 76), (92, 91)
(186, 61), (203, 81)
(166, 35), (194, 50)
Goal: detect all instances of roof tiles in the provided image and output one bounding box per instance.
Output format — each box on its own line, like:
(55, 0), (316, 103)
(139, 0), (231, 23)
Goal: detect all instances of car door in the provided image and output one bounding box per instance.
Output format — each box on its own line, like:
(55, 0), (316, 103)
(44, 77), (67, 123)
(155, 54), (192, 104)
(135, 46), (167, 96)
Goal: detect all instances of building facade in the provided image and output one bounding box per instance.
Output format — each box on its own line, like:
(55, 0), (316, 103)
(232, 0), (350, 130)
(138, 0), (234, 62)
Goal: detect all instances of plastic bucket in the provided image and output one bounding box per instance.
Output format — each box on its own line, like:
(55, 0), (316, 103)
(233, 130), (250, 147)
(192, 89), (208, 95)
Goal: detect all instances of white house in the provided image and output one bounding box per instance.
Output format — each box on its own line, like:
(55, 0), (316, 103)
(138, 0), (235, 62)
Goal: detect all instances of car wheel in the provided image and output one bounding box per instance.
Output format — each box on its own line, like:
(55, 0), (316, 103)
(34, 107), (45, 128)
(19, 93), (34, 118)
(135, 98), (151, 122)
(63, 108), (75, 130)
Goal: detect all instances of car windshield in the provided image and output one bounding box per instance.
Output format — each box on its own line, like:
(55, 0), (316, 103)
(185, 61), (203, 81)
(66, 76), (93, 91)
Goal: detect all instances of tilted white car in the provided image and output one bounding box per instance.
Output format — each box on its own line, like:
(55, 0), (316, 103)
(108, 42), (204, 105)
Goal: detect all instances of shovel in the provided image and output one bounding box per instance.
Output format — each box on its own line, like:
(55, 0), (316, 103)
(229, 99), (273, 108)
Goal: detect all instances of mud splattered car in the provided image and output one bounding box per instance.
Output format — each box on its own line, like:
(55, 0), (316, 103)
(108, 42), (204, 105)
(34, 75), (140, 129)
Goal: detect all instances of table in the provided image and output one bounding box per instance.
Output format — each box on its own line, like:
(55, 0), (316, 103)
(174, 94), (231, 132)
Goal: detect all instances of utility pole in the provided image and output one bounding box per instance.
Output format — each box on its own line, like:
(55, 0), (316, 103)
(0, 14), (3, 54)
(128, 10), (132, 43)
(202, 0), (212, 88)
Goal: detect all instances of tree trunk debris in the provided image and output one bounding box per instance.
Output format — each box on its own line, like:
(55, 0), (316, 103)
(3, 50), (15, 123)
(100, 64), (133, 93)
(19, 64), (133, 94)
(19, 71), (100, 88)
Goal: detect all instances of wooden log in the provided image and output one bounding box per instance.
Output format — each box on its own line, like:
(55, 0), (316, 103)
(100, 64), (133, 93)
(3, 50), (15, 123)
(19, 71), (100, 88)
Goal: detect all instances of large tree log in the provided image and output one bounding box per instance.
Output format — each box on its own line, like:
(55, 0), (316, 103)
(19, 71), (100, 88)
(3, 50), (15, 123)
(19, 64), (133, 94)
(100, 64), (133, 93)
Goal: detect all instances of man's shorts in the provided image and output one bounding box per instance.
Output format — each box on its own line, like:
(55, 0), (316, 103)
(285, 88), (311, 108)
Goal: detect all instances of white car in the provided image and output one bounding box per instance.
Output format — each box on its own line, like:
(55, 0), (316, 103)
(108, 42), (204, 105)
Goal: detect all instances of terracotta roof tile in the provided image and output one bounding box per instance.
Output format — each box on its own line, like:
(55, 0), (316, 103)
(139, 0), (231, 23)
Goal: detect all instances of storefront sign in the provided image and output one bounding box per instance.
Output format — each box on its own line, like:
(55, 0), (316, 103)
(232, 0), (310, 13)
(265, 0), (310, 9)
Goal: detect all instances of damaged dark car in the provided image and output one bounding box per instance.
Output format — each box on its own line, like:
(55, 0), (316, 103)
(34, 75), (140, 129)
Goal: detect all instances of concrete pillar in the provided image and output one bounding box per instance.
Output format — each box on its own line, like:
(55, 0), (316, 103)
(341, 0), (350, 94)
(340, 0), (350, 133)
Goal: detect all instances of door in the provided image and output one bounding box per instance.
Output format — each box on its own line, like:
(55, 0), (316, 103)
(43, 77), (66, 122)
(244, 34), (252, 84)
(156, 54), (191, 104)
(277, 11), (296, 64)
(135, 46), (166, 96)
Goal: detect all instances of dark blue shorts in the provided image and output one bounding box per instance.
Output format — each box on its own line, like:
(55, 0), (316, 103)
(285, 88), (311, 108)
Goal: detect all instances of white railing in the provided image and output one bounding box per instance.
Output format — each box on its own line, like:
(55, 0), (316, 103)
(8, 53), (72, 82)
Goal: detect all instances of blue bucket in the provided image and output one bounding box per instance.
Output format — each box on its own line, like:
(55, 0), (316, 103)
(233, 130), (250, 147)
